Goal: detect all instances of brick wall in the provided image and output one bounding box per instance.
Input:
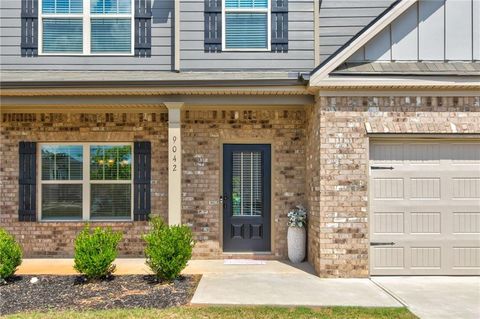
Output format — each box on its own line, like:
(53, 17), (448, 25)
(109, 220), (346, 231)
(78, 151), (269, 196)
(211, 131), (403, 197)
(181, 109), (306, 258)
(0, 109), (307, 259)
(0, 112), (168, 257)
(315, 95), (480, 277)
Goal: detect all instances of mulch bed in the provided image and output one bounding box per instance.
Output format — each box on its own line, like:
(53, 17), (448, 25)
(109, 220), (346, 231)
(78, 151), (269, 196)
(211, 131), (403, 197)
(0, 274), (201, 315)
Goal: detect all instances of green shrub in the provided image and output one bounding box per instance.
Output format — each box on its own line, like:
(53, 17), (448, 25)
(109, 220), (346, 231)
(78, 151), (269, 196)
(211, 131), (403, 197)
(73, 225), (122, 280)
(0, 228), (22, 281)
(144, 217), (194, 280)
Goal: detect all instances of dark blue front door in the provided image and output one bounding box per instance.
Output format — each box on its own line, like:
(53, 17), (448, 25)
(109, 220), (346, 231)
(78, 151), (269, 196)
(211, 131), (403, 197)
(223, 144), (271, 252)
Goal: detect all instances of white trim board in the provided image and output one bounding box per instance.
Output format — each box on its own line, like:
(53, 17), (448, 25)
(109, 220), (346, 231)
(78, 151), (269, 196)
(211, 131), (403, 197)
(318, 89), (480, 97)
(312, 75), (480, 90)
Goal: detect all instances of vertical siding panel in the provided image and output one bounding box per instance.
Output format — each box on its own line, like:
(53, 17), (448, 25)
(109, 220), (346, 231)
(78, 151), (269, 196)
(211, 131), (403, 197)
(350, 0), (477, 62)
(365, 26), (391, 61)
(445, 0), (472, 60)
(473, 0), (480, 60)
(391, 3), (418, 61)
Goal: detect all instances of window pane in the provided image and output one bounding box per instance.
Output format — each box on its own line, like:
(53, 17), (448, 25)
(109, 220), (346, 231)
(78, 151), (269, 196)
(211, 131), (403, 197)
(91, 0), (131, 14)
(91, 184), (131, 219)
(42, 0), (83, 14)
(43, 19), (83, 53)
(41, 145), (83, 180)
(225, 0), (268, 9)
(91, 19), (131, 53)
(90, 145), (132, 180)
(42, 184), (82, 220)
(231, 151), (263, 216)
(225, 13), (268, 49)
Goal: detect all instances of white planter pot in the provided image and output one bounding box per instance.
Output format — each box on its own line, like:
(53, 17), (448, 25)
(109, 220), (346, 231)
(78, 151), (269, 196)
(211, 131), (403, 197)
(287, 226), (306, 263)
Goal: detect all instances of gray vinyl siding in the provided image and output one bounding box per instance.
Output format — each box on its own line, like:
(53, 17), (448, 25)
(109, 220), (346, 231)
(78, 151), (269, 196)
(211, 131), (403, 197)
(319, 0), (396, 63)
(180, 0), (315, 71)
(348, 0), (479, 62)
(0, 0), (173, 71)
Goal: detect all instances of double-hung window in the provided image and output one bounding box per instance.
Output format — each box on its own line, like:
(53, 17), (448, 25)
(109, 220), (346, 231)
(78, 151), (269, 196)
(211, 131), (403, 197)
(39, 143), (133, 221)
(39, 0), (134, 55)
(223, 0), (271, 51)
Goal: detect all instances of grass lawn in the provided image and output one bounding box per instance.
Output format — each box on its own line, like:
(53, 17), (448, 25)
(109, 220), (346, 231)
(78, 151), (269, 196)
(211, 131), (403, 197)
(4, 306), (417, 319)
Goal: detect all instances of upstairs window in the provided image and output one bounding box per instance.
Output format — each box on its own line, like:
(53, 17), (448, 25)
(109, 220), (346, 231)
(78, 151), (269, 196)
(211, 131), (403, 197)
(223, 0), (271, 51)
(39, 0), (134, 55)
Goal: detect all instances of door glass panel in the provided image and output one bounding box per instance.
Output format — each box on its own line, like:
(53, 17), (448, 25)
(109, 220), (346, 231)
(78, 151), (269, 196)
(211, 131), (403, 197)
(232, 151), (262, 216)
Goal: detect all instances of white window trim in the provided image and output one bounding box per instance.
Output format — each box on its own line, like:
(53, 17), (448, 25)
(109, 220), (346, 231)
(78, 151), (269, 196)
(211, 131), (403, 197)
(38, 0), (135, 56)
(222, 0), (271, 52)
(37, 142), (134, 222)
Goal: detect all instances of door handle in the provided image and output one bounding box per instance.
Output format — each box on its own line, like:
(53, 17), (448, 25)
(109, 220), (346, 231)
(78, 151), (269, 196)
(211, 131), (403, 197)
(220, 195), (229, 209)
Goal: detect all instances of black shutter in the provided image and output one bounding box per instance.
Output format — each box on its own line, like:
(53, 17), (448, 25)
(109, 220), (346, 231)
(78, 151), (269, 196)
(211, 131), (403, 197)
(204, 0), (222, 52)
(21, 0), (38, 57)
(133, 141), (151, 221)
(135, 0), (152, 57)
(271, 0), (288, 52)
(19, 142), (37, 221)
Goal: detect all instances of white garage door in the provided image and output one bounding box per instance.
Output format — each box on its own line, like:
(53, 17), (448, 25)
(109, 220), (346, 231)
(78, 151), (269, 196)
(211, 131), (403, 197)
(370, 140), (480, 275)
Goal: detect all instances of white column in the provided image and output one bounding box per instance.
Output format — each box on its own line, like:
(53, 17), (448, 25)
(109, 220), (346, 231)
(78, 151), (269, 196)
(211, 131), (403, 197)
(165, 102), (184, 225)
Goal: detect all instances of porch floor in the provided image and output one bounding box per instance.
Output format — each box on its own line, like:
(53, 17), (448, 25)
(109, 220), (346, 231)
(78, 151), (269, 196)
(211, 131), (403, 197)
(16, 258), (315, 276)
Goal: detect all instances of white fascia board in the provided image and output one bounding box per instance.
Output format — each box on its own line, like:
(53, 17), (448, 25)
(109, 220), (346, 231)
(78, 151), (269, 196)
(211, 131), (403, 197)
(312, 75), (480, 89)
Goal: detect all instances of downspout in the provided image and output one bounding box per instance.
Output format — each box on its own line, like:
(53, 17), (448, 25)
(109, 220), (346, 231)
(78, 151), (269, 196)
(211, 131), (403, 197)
(174, 0), (181, 71)
(314, 0), (320, 67)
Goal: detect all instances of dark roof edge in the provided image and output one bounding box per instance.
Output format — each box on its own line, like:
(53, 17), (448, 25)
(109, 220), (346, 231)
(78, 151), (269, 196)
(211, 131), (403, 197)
(331, 72), (480, 76)
(0, 78), (307, 89)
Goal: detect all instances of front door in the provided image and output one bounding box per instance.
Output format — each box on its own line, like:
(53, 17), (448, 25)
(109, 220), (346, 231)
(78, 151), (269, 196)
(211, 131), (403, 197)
(223, 144), (271, 252)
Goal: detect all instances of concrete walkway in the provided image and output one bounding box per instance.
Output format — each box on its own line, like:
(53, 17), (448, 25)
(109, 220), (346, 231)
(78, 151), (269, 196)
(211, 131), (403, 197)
(373, 276), (480, 319)
(190, 261), (402, 308)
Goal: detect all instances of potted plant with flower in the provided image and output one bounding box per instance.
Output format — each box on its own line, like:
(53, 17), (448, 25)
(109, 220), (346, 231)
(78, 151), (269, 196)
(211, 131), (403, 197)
(287, 205), (307, 263)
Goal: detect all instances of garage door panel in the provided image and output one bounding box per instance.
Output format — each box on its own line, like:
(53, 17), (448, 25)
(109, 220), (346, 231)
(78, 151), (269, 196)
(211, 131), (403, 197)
(453, 212), (480, 233)
(372, 178), (404, 199)
(370, 140), (480, 276)
(451, 178), (480, 199)
(410, 212), (441, 233)
(372, 212), (405, 234)
(453, 247), (480, 268)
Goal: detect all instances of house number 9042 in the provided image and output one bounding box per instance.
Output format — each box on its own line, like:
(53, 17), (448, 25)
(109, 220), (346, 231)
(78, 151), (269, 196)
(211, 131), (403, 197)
(172, 135), (177, 172)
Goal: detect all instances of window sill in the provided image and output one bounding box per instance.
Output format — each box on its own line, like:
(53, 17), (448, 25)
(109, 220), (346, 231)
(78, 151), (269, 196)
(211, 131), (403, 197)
(37, 53), (135, 57)
(40, 218), (134, 223)
(221, 48), (271, 52)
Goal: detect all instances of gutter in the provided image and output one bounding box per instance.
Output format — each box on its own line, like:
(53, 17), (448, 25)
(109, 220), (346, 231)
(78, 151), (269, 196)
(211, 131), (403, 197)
(0, 78), (306, 90)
